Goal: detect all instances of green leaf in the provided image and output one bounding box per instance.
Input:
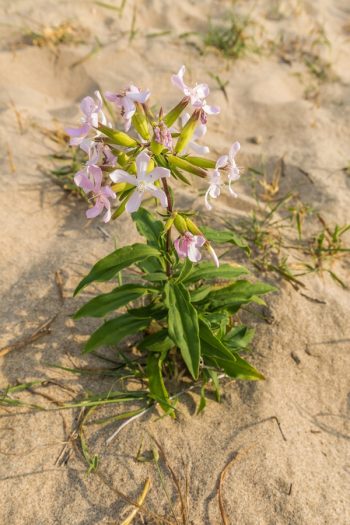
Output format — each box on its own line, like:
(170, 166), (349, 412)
(74, 284), (154, 319)
(223, 325), (255, 350)
(199, 321), (264, 380)
(147, 352), (175, 416)
(128, 303), (167, 320)
(84, 313), (150, 353)
(176, 258), (193, 282)
(183, 262), (249, 284)
(74, 244), (160, 295)
(164, 282), (201, 379)
(138, 329), (175, 353)
(201, 227), (250, 253)
(131, 207), (164, 248)
(208, 280), (277, 312)
(207, 369), (221, 401)
(196, 384), (207, 414)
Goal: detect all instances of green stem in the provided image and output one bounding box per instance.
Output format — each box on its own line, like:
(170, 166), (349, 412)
(162, 177), (173, 277)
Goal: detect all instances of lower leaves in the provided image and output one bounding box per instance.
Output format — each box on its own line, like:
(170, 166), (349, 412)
(74, 208), (276, 415)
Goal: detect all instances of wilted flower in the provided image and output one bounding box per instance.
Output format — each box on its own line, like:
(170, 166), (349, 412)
(110, 151), (170, 213)
(105, 85), (150, 132)
(66, 91), (106, 146)
(174, 232), (206, 263)
(171, 65), (220, 120)
(181, 112), (209, 155)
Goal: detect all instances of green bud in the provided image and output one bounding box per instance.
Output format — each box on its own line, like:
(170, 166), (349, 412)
(173, 213), (188, 234)
(185, 156), (216, 169)
(132, 104), (151, 140)
(174, 110), (200, 154)
(163, 97), (190, 127)
(185, 218), (203, 236)
(150, 139), (165, 155)
(164, 216), (175, 231)
(98, 124), (138, 147)
(166, 154), (207, 178)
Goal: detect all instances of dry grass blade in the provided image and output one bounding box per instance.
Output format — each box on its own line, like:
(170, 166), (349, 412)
(95, 471), (176, 525)
(0, 315), (57, 358)
(217, 446), (255, 525)
(120, 477), (151, 525)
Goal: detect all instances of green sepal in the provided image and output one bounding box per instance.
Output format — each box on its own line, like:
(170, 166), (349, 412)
(98, 124), (138, 147)
(185, 156), (216, 169)
(132, 105), (150, 140)
(174, 110), (200, 154)
(163, 97), (189, 127)
(167, 154), (207, 178)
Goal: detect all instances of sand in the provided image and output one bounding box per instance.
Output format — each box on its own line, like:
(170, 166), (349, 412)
(0, 0), (349, 523)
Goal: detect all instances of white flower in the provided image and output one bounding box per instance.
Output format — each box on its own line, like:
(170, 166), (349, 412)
(110, 151), (170, 213)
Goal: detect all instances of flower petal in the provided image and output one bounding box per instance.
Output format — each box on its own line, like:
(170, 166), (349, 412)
(126, 190), (143, 213)
(229, 141), (240, 160)
(86, 201), (104, 219)
(216, 155), (228, 169)
(109, 169), (136, 186)
(80, 96), (95, 117)
(188, 141), (210, 155)
(188, 244), (202, 263)
(126, 85), (151, 103)
(203, 103), (220, 115)
(171, 65), (187, 93)
(147, 167), (170, 182)
(149, 187), (168, 208)
(135, 151), (150, 179)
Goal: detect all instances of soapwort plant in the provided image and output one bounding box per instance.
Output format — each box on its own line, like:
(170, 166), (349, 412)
(66, 65), (276, 417)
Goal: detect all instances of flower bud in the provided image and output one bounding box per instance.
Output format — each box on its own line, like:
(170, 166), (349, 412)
(173, 213), (188, 234)
(185, 218), (203, 236)
(132, 103), (151, 140)
(174, 109), (201, 154)
(163, 97), (190, 127)
(98, 124), (138, 147)
(166, 154), (207, 178)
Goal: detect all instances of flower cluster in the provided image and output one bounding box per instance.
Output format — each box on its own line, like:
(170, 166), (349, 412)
(66, 65), (241, 266)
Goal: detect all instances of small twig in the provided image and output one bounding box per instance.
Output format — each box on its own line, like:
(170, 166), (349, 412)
(0, 315), (57, 358)
(120, 478), (152, 525)
(55, 270), (65, 303)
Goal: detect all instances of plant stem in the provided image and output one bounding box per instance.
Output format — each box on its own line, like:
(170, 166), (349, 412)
(162, 177), (173, 277)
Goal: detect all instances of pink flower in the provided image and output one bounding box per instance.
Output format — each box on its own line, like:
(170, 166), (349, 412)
(105, 85), (150, 132)
(66, 91), (106, 146)
(74, 160), (116, 222)
(174, 232), (206, 263)
(171, 65), (220, 120)
(216, 141), (241, 196)
(109, 151), (170, 213)
(80, 139), (116, 167)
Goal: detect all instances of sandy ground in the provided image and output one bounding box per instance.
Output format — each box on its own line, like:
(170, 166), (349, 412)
(0, 0), (350, 523)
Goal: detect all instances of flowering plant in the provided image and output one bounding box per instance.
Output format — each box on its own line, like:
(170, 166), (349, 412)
(67, 66), (275, 413)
